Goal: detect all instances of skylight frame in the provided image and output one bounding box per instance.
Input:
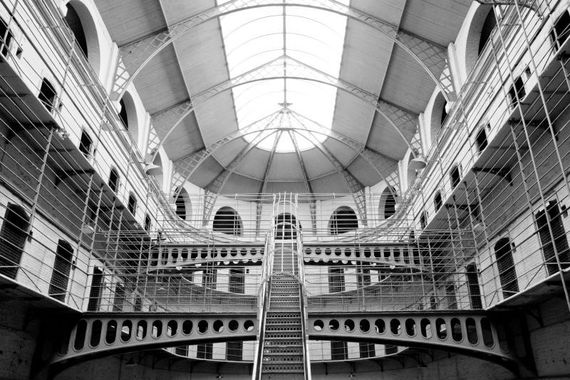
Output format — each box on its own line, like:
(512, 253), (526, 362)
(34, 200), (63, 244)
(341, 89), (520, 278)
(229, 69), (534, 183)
(217, 0), (350, 153)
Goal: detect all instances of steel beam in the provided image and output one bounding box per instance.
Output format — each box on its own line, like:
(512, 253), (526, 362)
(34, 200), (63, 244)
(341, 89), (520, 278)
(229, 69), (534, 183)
(307, 311), (515, 366)
(51, 312), (258, 366)
(475, 0), (541, 14)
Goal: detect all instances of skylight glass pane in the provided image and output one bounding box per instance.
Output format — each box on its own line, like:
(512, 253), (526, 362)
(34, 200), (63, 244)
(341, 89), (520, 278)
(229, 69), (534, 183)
(217, 0), (349, 153)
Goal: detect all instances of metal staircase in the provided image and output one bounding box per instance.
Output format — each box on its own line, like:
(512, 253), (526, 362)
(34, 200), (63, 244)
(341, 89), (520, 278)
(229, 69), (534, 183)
(253, 194), (311, 380)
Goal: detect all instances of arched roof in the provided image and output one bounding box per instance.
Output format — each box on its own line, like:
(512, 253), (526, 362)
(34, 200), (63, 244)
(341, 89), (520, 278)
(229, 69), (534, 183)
(94, 0), (472, 195)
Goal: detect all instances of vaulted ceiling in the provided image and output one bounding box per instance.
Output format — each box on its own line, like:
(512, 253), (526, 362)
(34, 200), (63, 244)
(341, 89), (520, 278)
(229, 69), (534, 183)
(94, 0), (472, 194)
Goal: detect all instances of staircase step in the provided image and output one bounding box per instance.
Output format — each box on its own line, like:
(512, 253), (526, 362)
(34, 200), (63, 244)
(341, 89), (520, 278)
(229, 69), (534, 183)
(264, 335), (303, 340)
(263, 347), (303, 354)
(262, 363), (305, 373)
(257, 240), (306, 377)
(266, 312), (301, 317)
(263, 356), (303, 362)
(265, 321), (302, 327)
(261, 374), (305, 380)
(265, 328), (302, 333)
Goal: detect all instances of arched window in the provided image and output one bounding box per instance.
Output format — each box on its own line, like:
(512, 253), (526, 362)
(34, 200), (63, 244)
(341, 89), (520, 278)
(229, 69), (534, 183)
(535, 200), (570, 275)
(494, 237), (518, 298)
(62, 1), (101, 74)
(430, 92), (448, 145)
(478, 9), (497, 55)
(118, 98), (128, 129)
(475, 126), (488, 153)
(434, 191), (443, 211)
(465, 6), (497, 75)
(127, 193), (137, 216)
(38, 78), (57, 112)
(48, 240), (74, 301)
(64, 3), (87, 58)
(379, 187), (397, 219)
(508, 76), (526, 108)
(275, 213), (299, 239)
(419, 211), (428, 230)
(551, 11), (570, 50)
(450, 165), (461, 190)
(328, 206), (358, 235)
(108, 168), (120, 193)
(87, 267), (103, 311)
(213, 207), (242, 236)
(407, 153), (418, 189)
(144, 214), (151, 232)
(175, 187), (191, 221)
(113, 283), (125, 312)
(118, 92), (139, 144)
(466, 263), (482, 309)
(0, 203), (30, 279)
(0, 17), (19, 58)
(148, 152), (164, 190)
(79, 130), (93, 159)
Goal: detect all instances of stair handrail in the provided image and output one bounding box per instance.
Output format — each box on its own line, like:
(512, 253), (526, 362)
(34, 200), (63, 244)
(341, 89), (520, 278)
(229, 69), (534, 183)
(251, 195), (277, 379)
(296, 214), (312, 380)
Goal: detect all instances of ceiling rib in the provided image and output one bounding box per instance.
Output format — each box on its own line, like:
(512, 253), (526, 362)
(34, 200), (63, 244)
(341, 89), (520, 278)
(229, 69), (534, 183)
(146, 56), (418, 162)
(289, 129), (318, 233)
(297, 126), (368, 225)
(170, 119), (398, 211)
(202, 127), (281, 226)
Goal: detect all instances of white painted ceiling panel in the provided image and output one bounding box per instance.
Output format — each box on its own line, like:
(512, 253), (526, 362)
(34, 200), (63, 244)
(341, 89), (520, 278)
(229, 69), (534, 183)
(265, 182), (310, 194)
(311, 173), (351, 194)
(332, 94), (376, 143)
(219, 173), (261, 194)
(301, 148), (336, 179)
(400, 0), (471, 46)
(380, 47), (436, 114)
(134, 47), (189, 114)
(95, 0), (167, 45)
(235, 148), (272, 180)
(266, 154), (306, 181)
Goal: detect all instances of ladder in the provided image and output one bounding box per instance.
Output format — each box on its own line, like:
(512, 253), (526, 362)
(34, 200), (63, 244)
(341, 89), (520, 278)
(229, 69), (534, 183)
(253, 194), (311, 380)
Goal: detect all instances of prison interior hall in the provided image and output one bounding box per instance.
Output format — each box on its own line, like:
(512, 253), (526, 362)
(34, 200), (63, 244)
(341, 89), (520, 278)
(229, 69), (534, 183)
(0, 0), (569, 379)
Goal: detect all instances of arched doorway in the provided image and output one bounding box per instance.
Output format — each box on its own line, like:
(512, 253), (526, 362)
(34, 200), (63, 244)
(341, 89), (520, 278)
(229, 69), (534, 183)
(274, 213), (300, 239)
(0, 203), (30, 279)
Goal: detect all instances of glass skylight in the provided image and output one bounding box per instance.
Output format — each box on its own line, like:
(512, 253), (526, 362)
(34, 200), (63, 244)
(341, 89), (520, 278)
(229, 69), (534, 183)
(217, 0), (349, 152)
